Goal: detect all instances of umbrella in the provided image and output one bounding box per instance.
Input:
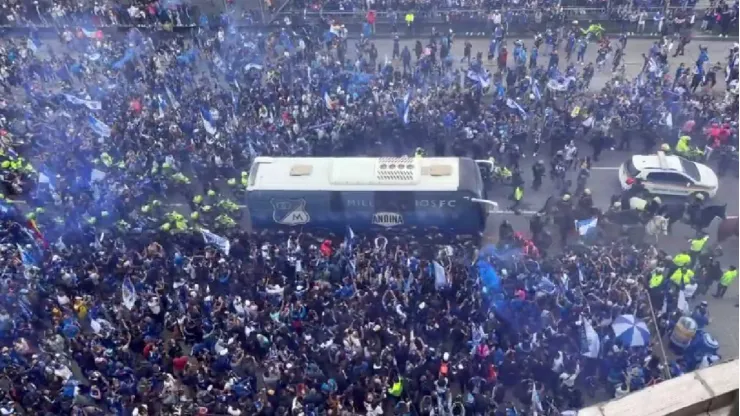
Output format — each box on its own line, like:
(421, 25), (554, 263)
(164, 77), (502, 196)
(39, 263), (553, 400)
(612, 314), (651, 347)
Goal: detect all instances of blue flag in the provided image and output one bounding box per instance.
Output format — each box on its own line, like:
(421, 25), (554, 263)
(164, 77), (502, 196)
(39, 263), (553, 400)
(345, 226), (357, 276)
(467, 69), (491, 88)
(506, 98), (528, 119)
(89, 116), (111, 137)
(396, 90), (411, 124)
(532, 81), (542, 100)
(111, 48), (136, 70)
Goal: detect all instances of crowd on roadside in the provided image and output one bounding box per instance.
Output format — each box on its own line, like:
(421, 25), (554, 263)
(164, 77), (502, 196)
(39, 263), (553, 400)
(0, 12), (736, 416)
(0, 0), (200, 27)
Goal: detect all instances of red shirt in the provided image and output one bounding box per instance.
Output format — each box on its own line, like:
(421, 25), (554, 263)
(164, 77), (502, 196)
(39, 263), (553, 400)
(366, 10), (376, 24)
(173, 356), (189, 371)
(143, 343), (154, 358)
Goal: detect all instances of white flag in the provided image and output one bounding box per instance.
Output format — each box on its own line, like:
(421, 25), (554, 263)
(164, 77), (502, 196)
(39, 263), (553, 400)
(201, 113), (217, 135)
(677, 289), (690, 314)
(433, 261), (447, 290)
(122, 277), (137, 310)
(531, 386), (544, 416)
(202, 229), (231, 255)
(165, 86), (180, 109)
(581, 317), (601, 358)
(64, 94), (102, 110)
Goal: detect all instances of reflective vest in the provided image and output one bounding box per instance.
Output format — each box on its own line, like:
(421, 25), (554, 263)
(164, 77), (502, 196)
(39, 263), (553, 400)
(720, 269), (738, 286)
(405, 13), (414, 23)
(649, 273), (664, 289)
(676, 137), (690, 153)
(514, 187), (523, 201)
(690, 236), (708, 253)
(101, 153), (113, 167)
(670, 268), (694, 285)
(389, 380), (403, 397)
(673, 253), (691, 268)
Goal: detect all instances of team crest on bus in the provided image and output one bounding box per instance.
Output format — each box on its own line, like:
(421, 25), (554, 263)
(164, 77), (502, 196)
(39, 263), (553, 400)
(271, 199), (310, 225)
(372, 212), (404, 228)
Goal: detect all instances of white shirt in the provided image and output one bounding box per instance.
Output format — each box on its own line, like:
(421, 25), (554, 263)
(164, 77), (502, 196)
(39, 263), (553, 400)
(551, 352), (564, 372)
(559, 372), (577, 387)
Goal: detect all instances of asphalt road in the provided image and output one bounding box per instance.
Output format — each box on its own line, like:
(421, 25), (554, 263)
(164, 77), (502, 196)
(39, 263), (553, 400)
(364, 36), (740, 361)
(15, 34), (740, 362)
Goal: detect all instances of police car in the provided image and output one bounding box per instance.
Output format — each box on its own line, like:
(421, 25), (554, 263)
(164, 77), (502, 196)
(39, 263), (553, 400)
(618, 152), (719, 198)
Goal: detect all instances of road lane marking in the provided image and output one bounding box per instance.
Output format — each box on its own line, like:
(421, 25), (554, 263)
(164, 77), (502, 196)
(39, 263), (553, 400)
(489, 210), (539, 215)
(591, 167), (620, 170)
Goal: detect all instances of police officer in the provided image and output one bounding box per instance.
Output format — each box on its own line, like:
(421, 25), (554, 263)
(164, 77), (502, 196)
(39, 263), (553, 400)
(191, 194), (204, 211)
(648, 267), (666, 311)
(578, 189), (593, 212)
(509, 185), (524, 212)
(672, 251), (692, 269)
(532, 160), (546, 190)
(556, 194), (573, 245)
(529, 212), (545, 241)
(714, 266), (738, 298)
(620, 178), (646, 210)
(575, 167), (590, 196)
(670, 266), (695, 288)
(660, 143), (672, 155)
(686, 193), (705, 229)
(645, 196), (662, 217)
(688, 232), (709, 266)
(499, 220), (514, 242)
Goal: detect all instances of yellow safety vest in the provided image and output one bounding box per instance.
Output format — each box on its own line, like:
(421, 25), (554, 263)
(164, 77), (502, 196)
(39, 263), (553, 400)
(514, 187), (523, 201)
(649, 273), (664, 289)
(673, 254), (691, 268)
(720, 270), (738, 286)
(389, 380), (403, 397)
(670, 269), (694, 286)
(101, 153), (113, 167)
(405, 13), (414, 23)
(676, 138), (690, 153)
(690, 236), (708, 253)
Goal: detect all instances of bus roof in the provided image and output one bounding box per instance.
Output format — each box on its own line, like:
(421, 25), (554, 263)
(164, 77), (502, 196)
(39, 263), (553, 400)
(247, 156), (474, 192)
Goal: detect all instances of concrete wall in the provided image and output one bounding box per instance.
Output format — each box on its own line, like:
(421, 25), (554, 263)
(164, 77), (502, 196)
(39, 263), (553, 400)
(579, 360), (739, 416)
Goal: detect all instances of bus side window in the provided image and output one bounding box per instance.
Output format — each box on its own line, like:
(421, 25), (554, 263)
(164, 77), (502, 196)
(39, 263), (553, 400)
(329, 191), (344, 212)
(374, 191), (415, 212)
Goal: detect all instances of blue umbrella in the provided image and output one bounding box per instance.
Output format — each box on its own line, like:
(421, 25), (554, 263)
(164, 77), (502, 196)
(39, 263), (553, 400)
(612, 314), (651, 347)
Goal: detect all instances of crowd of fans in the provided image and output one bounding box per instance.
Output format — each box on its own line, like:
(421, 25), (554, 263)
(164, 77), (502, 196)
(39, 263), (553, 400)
(0, 11), (736, 416)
